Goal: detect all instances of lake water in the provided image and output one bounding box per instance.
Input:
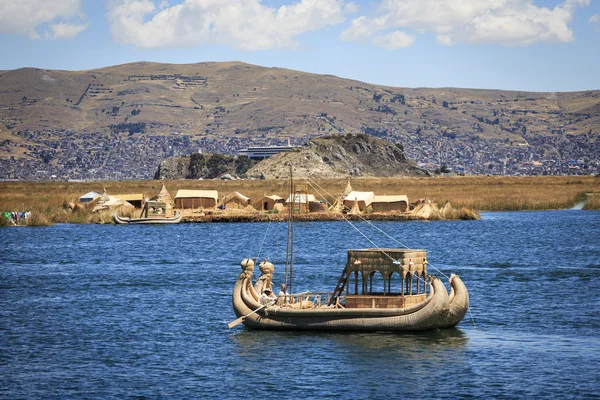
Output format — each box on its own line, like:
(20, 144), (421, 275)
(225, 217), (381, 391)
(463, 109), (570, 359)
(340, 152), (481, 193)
(1, 211), (599, 399)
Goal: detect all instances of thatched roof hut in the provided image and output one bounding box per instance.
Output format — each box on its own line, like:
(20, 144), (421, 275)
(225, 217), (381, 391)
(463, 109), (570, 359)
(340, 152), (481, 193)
(343, 191), (375, 212)
(174, 189), (218, 209)
(224, 192), (251, 208)
(343, 180), (353, 196)
(257, 194), (285, 211)
(112, 193), (145, 208)
(92, 188), (135, 213)
(372, 195), (409, 213)
(151, 183), (174, 206)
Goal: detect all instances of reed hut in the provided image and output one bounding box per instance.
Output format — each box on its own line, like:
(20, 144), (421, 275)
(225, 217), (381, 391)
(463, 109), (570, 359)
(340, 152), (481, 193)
(343, 191), (375, 212)
(174, 189), (218, 209)
(112, 193), (145, 208)
(224, 192), (251, 208)
(257, 194), (285, 211)
(343, 180), (353, 196)
(372, 195), (409, 213)
(92, 189), (135, 213)
(151, 183), (174, 207)
(148, 183), (174, 216)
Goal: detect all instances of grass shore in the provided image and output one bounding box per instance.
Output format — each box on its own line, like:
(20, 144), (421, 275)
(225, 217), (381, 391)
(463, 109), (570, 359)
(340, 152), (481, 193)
(1, 176), (599, 225)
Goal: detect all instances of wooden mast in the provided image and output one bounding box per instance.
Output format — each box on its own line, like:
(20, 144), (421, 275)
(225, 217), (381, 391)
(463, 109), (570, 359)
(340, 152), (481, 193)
(285, 165), (294, 294)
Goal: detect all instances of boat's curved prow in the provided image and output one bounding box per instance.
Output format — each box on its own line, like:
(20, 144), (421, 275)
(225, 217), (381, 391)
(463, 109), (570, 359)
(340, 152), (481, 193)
(438, 274), (470, 328)
(113, 212), (129, 224)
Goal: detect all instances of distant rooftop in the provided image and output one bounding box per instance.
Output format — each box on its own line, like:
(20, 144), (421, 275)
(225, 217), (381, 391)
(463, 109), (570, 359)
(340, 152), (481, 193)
(238, 144), (298, 160)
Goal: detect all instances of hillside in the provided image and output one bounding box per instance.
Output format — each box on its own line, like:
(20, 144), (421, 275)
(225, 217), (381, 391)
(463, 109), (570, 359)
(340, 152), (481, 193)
(247, 133), (429, 179)
(0, 61), (599, 179)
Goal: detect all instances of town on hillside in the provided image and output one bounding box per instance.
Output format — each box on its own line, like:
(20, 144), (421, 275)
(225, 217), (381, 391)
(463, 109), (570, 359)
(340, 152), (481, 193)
(0, 129), (598, 180)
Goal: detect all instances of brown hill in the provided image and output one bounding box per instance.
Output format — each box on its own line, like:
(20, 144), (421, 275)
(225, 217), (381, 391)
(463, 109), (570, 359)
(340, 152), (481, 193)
(2, 61), (599, 140)
(0, 61), (599, 179)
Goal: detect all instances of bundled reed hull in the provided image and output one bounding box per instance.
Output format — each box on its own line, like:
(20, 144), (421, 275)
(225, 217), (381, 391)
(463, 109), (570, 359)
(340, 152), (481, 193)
(113, 211), (182, 224)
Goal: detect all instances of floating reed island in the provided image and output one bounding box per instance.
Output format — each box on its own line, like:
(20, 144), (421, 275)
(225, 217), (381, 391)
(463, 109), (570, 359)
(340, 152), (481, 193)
(2, 176), (600, 226)
(183, 199), (479, 223)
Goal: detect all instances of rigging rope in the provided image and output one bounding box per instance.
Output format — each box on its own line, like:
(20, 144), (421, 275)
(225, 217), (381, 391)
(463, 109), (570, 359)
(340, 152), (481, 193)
(256, 213), (272, 259)
(295, 169), (452, 281)
(292, 169), (423, 283)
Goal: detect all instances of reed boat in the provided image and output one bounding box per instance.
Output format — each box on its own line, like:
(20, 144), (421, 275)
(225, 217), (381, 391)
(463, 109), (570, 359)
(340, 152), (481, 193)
(113, 211), (182, 224)
(229, 166), (469, 331)
(230, 248), (469, 331)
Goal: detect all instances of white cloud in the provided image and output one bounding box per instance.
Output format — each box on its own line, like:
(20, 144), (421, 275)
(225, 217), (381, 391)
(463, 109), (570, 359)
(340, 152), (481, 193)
(340, 0), (591, 48)
(107, 0), (352, 50)
(0, 0), (87, 39)
(372, 30), (416, 49)
(46, 23), (88, 40)
(590, 13), (600, 31)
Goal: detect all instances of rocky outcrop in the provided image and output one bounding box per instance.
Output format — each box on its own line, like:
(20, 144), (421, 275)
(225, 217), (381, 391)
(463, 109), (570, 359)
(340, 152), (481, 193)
(155, 153), (256, 180)
(247, 134), (431, 179)
(154, 157), (190, 180)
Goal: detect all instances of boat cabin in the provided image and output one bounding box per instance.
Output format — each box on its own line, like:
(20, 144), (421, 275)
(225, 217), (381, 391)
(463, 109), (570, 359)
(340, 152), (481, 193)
(342, 248), (428, 309)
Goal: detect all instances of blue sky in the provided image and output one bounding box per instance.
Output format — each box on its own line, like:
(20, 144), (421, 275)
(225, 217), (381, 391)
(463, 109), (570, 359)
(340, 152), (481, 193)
(0, 0), (598, 92)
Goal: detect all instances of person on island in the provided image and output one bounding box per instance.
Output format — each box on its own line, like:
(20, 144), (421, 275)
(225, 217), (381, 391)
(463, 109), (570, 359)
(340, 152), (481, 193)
(278, 284), (288, 306)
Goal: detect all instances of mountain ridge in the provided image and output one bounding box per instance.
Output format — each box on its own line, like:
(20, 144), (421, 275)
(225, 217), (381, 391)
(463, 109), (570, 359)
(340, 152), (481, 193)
(0, 61), (598, 179)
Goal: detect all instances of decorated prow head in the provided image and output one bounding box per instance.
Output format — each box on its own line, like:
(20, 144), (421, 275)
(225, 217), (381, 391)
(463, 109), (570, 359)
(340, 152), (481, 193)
(259, 260), (275, 275)
(240, 257), (256, 272)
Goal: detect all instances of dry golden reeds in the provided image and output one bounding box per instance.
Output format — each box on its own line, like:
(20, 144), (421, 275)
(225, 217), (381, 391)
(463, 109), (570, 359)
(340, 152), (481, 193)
(26, 212), (52, 227)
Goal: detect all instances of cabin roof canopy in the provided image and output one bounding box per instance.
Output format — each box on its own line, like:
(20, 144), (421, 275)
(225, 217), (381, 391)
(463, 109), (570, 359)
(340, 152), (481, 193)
(175, 189), (219, 200)
(372, 195), (408, 203)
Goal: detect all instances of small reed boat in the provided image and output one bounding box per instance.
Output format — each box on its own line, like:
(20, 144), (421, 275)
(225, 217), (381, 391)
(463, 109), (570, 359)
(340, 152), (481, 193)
(113, 211), (182, 224)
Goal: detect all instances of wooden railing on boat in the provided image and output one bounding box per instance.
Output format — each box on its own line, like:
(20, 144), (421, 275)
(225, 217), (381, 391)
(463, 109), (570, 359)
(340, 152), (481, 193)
(277, 292), (427, 309)
(278, 292), (345, 308)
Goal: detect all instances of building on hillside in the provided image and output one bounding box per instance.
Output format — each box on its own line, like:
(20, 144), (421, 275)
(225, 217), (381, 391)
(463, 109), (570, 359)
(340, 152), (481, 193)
(223, 192), (251, 208)
(343, 191), (375, 212)
(174, 189), (218, 209)
(257, 194), (285, 211)
(79, 191), (100, 203)
(112, 193), (145, 208)
(372, 195), (409, 213)
(238, 144), (297, 160)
